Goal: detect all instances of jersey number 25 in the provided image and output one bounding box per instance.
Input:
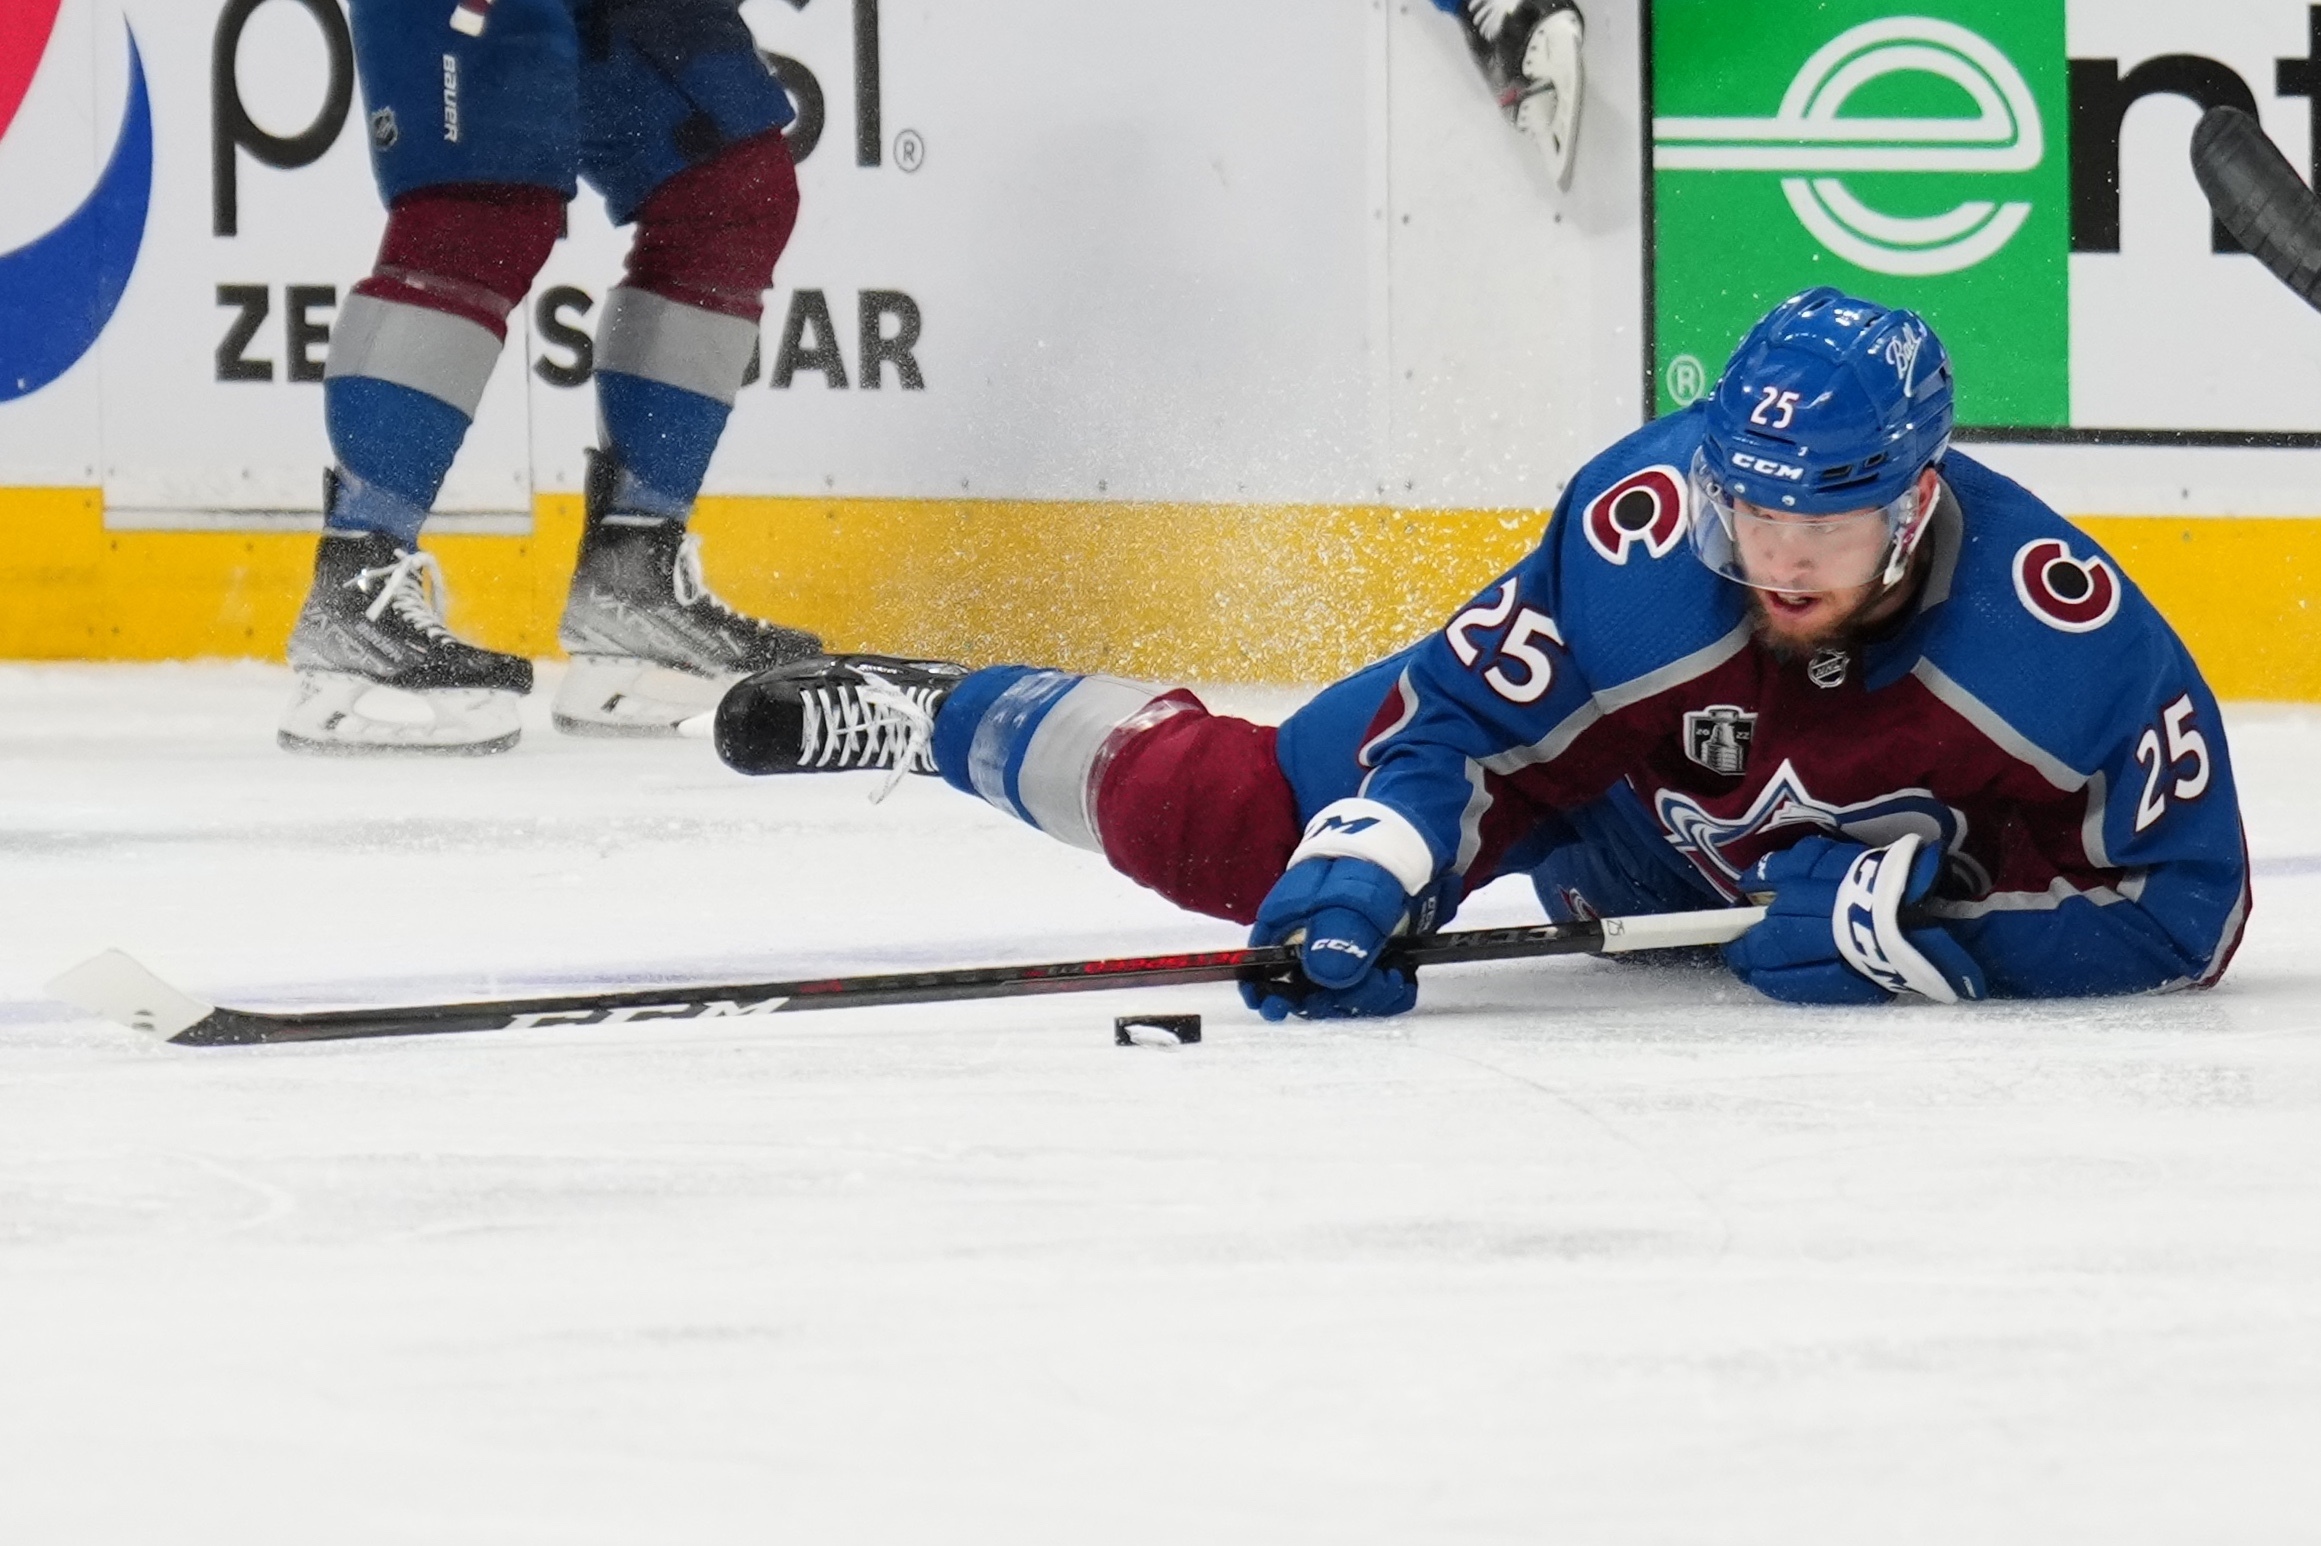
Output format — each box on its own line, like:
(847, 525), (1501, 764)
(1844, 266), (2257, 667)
(2132, 694), (2212, 834)
(1447, 582), (1564, 705)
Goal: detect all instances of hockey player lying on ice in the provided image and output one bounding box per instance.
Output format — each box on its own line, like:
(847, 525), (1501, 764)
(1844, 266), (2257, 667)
(713, 289), (2252, 1014)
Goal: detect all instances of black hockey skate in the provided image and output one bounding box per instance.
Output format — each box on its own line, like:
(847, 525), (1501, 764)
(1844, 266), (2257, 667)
(279, 514), (533, 756)
(552, 450), (824, 737)
(1450, 0), (1584, 189)
(714, 654), (969, 788)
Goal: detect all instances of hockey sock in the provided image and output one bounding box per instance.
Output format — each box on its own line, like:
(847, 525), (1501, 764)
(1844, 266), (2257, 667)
(595, 129), (799, 519)
(931, 667), (1184, 853)
(930, 666), (1043, 790)
(323, 183), (564, 541)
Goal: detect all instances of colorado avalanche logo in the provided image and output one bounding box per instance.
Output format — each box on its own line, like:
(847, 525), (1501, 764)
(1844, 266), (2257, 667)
(2012, 538), (2120, 634)
(1583, 466), (1687, 565)
(0, 5), (153, 401)
(1654, 759), (1974, 899)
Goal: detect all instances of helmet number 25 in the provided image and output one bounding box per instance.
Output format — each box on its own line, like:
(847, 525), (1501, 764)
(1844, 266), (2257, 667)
(2131, 694), (2212, 834)
(1751, 388), (1802, 430)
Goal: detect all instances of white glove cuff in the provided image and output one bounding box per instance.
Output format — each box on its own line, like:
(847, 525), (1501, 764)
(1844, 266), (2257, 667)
(1831, 832), (1959, 1004)
(1286, 799), (1438, 896)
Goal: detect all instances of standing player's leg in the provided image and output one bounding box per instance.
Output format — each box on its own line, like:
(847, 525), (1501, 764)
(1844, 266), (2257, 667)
(282, 0), (581, 755)
(553, 4), (821, 737)
(1431, 0), (1585, 189)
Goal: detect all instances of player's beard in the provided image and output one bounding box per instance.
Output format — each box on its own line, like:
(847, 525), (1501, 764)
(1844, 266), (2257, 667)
(1745, 581), (1898, 662)
(1739, 495), (1936, 662)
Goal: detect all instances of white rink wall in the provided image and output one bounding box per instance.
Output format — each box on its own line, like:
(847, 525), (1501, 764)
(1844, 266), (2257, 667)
(10, 2), (2321, 699)
(14, 0), (2321, 520)
(0, 0), (1647, 514)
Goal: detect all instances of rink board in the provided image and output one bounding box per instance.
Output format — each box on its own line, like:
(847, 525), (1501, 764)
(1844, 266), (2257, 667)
(6, 0), (2321, 691)
(1, 487), (2317, 701)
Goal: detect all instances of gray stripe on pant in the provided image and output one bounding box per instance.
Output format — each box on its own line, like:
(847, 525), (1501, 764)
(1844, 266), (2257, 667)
(1016, 677), (1167, 853)
(595, 286), (760, 407)
(323, 294), (503, 418)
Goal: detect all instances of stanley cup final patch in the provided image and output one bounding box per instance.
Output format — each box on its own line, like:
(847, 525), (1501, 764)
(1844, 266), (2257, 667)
(1683, 705), (1756, 776)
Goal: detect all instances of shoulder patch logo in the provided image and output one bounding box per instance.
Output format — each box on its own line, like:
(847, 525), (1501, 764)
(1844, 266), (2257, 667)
(1583, 466), (1687, 565)
(2013, 538), (2120, 633)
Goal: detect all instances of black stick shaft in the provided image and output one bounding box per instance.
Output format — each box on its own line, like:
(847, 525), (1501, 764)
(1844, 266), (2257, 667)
(168, 919), (1624, 1047)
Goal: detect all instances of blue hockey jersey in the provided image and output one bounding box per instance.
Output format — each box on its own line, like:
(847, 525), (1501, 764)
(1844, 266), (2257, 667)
(1316, 408), (2250, 998)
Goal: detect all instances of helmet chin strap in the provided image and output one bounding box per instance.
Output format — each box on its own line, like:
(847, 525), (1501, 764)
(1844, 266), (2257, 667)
(1877, 475), (1940, 590)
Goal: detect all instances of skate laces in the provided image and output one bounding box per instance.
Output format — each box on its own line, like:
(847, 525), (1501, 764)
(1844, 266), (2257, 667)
(671, 532), (752, 623)
(350, 550), (457, 643)
(799, 671), (939, 802)
(1468, 0), (1519, 38)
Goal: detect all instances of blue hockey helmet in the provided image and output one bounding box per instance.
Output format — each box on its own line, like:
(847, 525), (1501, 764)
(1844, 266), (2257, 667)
(1690, 288), (1955, 592)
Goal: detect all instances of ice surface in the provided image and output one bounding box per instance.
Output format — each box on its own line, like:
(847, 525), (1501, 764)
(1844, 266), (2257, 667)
(2, 664), (2318, 1544)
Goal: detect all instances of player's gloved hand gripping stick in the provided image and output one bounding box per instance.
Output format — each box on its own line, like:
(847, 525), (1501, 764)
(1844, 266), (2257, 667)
(1245, 858), (1421, 1021)
(1723, 832), (1986, 1005)
(1243, 799), (1440, 1021)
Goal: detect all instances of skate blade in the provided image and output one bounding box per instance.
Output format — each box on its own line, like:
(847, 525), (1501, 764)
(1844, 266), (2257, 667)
(278, 673), (523, 756)
(551, 657), (731, 739)
(1519, 10), (1584, 189)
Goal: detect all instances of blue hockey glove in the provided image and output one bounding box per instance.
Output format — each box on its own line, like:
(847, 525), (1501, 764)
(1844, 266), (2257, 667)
(1723, 832), (1988, 1005)
(1240, 799), (1441, 1022)
(1242, 856), (1418, 1021)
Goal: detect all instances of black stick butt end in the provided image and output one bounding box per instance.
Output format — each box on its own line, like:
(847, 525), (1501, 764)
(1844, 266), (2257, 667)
(2191, 106), (2321, 313)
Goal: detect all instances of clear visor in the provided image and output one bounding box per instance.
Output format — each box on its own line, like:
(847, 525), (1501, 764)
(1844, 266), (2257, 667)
(1688, 449), (1924, 596)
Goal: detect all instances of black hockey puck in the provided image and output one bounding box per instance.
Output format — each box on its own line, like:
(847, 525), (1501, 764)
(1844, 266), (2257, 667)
(1115, 1013), (1202, 1047)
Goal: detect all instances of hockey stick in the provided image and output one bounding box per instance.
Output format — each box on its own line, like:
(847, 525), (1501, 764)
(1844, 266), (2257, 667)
(45, 905), (1764, 1049)
(2190, 106), (2321, 314)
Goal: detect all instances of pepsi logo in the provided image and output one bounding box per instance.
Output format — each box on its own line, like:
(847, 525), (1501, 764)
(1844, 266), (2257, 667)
(0, 5), (153, 402)
(0, 3), (63, 138)
(1583, 465), (1687, 565)
(2012, 538), (2121, 633)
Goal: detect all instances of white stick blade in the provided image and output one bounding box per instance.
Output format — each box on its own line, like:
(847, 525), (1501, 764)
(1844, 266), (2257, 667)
(46, 951), (215, 1040)
(1597, 905), (1766, 954)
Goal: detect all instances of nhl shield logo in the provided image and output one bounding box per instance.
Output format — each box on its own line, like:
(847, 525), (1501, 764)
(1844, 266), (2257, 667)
(1684, 705), (1756, 776)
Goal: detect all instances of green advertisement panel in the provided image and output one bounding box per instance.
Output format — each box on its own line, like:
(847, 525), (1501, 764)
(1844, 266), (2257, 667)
(1650, 1), (2070, 429)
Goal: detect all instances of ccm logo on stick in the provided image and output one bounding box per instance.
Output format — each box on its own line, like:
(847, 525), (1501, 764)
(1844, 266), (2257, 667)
(2012, 538), (2120, 633)
(1583, 466), (1687, 564)
(503, 998), (788, 1030)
